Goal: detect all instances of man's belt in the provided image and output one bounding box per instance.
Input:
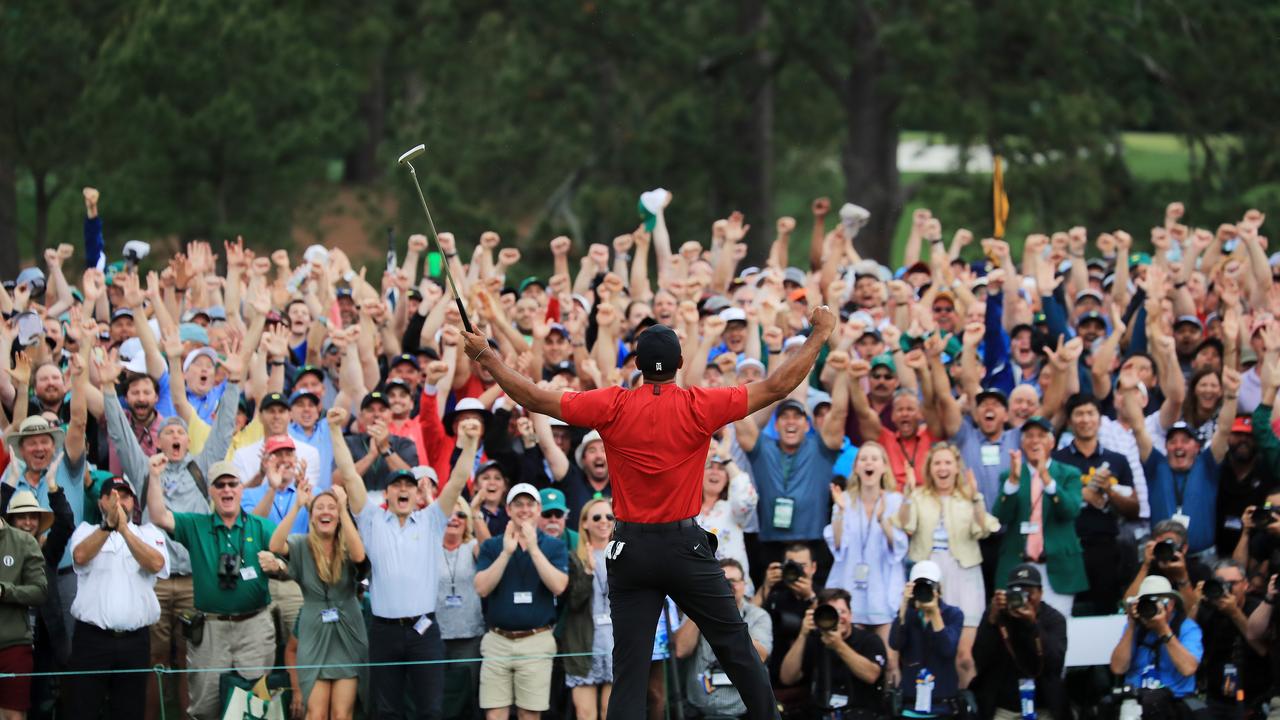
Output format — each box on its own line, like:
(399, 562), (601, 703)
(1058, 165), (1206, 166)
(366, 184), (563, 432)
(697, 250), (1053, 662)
(211, 607), (267, 622)
(490, 625), (553, 640)
(614, 517), (697, 532)
(373, 613), (436, 626)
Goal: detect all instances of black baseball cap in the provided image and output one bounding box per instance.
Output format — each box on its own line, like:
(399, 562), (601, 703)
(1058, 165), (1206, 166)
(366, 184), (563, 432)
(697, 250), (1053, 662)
(100, 475), (137, 499)
(974, 388), (1008, 406)
(361, 391), (390, 410)
(635, 324), (681, 376)
(384, 378), (413, 395)
(776, 398), (808, 417)
(259, 392), (288, 412)
(293, 365), (325, 385)
(542, 360), (576, 381)
(390, 353), (419, 370)
(1008, 563), (1042, 588)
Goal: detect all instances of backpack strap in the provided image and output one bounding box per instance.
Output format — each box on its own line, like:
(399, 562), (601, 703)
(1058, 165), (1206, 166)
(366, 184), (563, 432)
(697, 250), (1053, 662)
(188, 461), (207, 498)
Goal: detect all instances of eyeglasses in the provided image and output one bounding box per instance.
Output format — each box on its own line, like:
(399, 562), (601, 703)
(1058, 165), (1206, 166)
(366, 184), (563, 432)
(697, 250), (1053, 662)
(591, 514), (616, 522)
(726, 577), (746, 585)
(932, 305), (955, 314)
(541, 510), (565, 519)
(211, 481), (240, 489)
(454, 512), (469, 520)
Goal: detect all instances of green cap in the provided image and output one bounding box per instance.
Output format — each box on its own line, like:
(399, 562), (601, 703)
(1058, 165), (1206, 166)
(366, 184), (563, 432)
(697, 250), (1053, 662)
(1129, 252), (1152, 267)
(519, 276), (545, 294)
(103, 261), (127, 285)
(870, 352), (896, 372)
(539, 487), (568, 514)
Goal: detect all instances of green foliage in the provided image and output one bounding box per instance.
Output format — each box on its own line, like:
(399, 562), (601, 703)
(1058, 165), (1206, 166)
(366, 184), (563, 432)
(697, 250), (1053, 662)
(3, 0), (1279, 276)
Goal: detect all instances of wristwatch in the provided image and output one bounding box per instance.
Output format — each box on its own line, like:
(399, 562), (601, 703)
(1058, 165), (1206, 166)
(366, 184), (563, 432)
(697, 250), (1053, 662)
(1158, 632), (1174, 645)
(100, 520), (114, 533)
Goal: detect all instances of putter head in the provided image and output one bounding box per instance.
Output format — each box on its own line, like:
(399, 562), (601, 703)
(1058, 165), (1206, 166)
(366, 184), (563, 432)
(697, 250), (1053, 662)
(397, 144), (426, 165)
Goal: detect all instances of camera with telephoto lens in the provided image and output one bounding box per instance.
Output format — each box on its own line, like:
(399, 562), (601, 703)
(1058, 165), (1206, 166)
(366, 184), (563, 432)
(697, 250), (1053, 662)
(217, 552), (241, 590)
(813, 604), (840, 632)
(123, 240), (151, 270)
(1006, 587), (1028, 611)
(1153, 539), (1178, 565)
(1202, 578), (1228, 601)
(1135, 595), (1161, 621)
(912, 578), (937, 605)
(781, 559), (805, 585)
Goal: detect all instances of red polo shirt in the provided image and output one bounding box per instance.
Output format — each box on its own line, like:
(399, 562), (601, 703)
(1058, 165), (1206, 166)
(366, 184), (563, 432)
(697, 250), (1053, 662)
(560, 383), (749, 523)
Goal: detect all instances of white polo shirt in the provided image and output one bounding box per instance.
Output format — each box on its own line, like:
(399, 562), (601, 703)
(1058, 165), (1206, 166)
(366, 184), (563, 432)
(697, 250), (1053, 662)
(69, 522), (171, 631)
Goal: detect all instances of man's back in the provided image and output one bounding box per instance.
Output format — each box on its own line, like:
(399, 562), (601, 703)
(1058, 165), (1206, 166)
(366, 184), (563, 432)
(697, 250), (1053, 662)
(560, 383), (748, 522)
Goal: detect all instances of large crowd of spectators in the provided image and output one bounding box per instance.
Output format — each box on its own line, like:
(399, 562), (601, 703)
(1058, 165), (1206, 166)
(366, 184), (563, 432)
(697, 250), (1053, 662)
(0, 186), (1276, 720)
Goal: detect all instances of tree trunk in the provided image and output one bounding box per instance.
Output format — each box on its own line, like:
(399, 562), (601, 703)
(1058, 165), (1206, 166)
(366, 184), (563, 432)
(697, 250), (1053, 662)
(0, 159), (17, 278)
(33, 171), (50, 254)
(344, 60), (386, 184)
(730, 0), (775, 246)
(839, 34), (901, 265)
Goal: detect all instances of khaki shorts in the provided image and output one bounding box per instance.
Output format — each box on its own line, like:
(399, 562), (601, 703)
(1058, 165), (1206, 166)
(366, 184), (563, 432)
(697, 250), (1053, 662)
(150, 575), (195, 665)
(268, 578), (304, 641)
(478, 630), (556, 711)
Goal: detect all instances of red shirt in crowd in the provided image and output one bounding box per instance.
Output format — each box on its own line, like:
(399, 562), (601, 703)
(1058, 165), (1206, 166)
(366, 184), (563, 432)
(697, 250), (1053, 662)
(559, 383), (749, 523)
(879, 425), (934, 490)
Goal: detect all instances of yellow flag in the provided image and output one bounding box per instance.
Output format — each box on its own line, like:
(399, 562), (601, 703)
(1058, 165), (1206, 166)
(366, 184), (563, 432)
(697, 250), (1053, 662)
(993, 155), (1010, 239)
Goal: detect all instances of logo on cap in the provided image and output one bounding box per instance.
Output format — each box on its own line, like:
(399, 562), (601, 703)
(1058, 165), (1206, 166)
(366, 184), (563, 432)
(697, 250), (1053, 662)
(655, 362), (663, 371)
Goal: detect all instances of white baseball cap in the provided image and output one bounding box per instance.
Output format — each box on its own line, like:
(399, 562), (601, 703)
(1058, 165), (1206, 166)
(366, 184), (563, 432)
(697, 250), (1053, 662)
(506, 483), (541, 506)
(909, 560), (942, 583)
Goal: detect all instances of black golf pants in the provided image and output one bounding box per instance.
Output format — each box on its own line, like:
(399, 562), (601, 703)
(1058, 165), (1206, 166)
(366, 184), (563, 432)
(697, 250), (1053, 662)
(605, 519), (780, 720)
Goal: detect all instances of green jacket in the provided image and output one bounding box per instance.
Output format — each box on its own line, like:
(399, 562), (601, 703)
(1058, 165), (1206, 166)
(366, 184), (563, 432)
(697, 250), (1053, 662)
(557, 552), (596, 677)
(1252, 404), (1280, 471)
(994, 461), (1088, 594)
(0, 524), (48, 649)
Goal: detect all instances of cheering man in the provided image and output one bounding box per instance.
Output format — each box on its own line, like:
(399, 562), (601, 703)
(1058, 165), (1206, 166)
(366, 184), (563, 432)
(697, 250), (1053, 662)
(460, 305), (836, 720)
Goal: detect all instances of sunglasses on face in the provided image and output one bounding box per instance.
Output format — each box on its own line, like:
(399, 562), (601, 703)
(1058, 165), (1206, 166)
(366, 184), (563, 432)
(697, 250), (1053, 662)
(932, 305), (955, 313)
(541, 510), (565, 519)
(591, 514), (616, 522)
(454, 511), (469, 520)
(211, 481), (240, 490)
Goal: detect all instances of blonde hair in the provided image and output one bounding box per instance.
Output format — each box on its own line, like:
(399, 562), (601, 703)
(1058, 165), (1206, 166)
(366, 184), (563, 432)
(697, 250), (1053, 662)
(452, 498), (475, 544)
(850, 442), (896, 493)
(576, 498), (613, 573)
(306, 490), (350, 586)
(921, 443), (974, 501)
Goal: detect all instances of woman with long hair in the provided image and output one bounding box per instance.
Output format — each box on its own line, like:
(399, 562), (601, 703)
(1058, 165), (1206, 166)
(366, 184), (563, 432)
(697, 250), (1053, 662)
(825, 442), (907, 646)
(695, 443), (757, 594)
(438, 497), (484, 720)
(562, 497), (616, 720)
(1174, 367), (1222, 441)
(894, 442), (999, 686)
(262, 481), (368, 720)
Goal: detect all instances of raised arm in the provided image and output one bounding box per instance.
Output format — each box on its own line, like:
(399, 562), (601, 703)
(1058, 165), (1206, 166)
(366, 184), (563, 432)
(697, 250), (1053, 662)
(744, 306), (835, 415)
(462, 329), (565, 419)
(821, 356), (852, 451)
(531, 412), (570, 481)
(848, 359), (885, 440)
(1211, 369), (1241, 463)
(145, 453), (176, 532)
(327, 408), (365, 513)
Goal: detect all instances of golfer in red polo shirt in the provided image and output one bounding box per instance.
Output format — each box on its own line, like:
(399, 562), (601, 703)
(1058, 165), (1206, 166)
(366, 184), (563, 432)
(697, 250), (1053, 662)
(461, 305), (836, 720)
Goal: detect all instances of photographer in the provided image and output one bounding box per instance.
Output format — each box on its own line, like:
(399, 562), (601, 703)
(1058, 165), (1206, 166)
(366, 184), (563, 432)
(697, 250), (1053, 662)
(1233, 489), (1280, 576)
(778, 587), (886, 720)
(675, 559), (774, 719)
(1109, 577), (1202, 706)
(1194, 561), (1267, 719)
(1244, 574), (1278, 717)
(755, 543), (822, 684)
(890, 561), (965, 717)
(1124, 520), (1211, 618)
(972, 565), (1067, 720)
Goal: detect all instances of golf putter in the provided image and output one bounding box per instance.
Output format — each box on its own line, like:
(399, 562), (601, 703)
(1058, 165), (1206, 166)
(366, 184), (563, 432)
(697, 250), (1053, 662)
(397, 144), (474, 333)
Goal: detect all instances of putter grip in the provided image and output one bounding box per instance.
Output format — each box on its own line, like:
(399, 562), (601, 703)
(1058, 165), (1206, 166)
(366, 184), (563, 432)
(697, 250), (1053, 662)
(455, 297), (474, 333)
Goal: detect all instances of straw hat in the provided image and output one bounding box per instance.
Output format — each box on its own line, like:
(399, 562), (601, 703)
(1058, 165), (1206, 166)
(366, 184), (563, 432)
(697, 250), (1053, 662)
(4, 416), (65, 457)
(4, 491), (54, 536)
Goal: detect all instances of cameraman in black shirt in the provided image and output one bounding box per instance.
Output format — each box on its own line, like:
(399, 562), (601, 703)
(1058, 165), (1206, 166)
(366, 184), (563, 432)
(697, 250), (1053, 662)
(779, 588), (886, 720)
(754, 543), (823, 689)
(1195, 560), (1268, 719)
(1124, 519), (1212, 616)
(973, 565), (1068, 720)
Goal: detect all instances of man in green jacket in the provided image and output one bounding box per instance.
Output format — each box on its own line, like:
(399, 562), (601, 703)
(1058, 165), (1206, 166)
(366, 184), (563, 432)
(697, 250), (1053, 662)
(0, 503), (50, 716)
(994, 416), (1088, 619)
